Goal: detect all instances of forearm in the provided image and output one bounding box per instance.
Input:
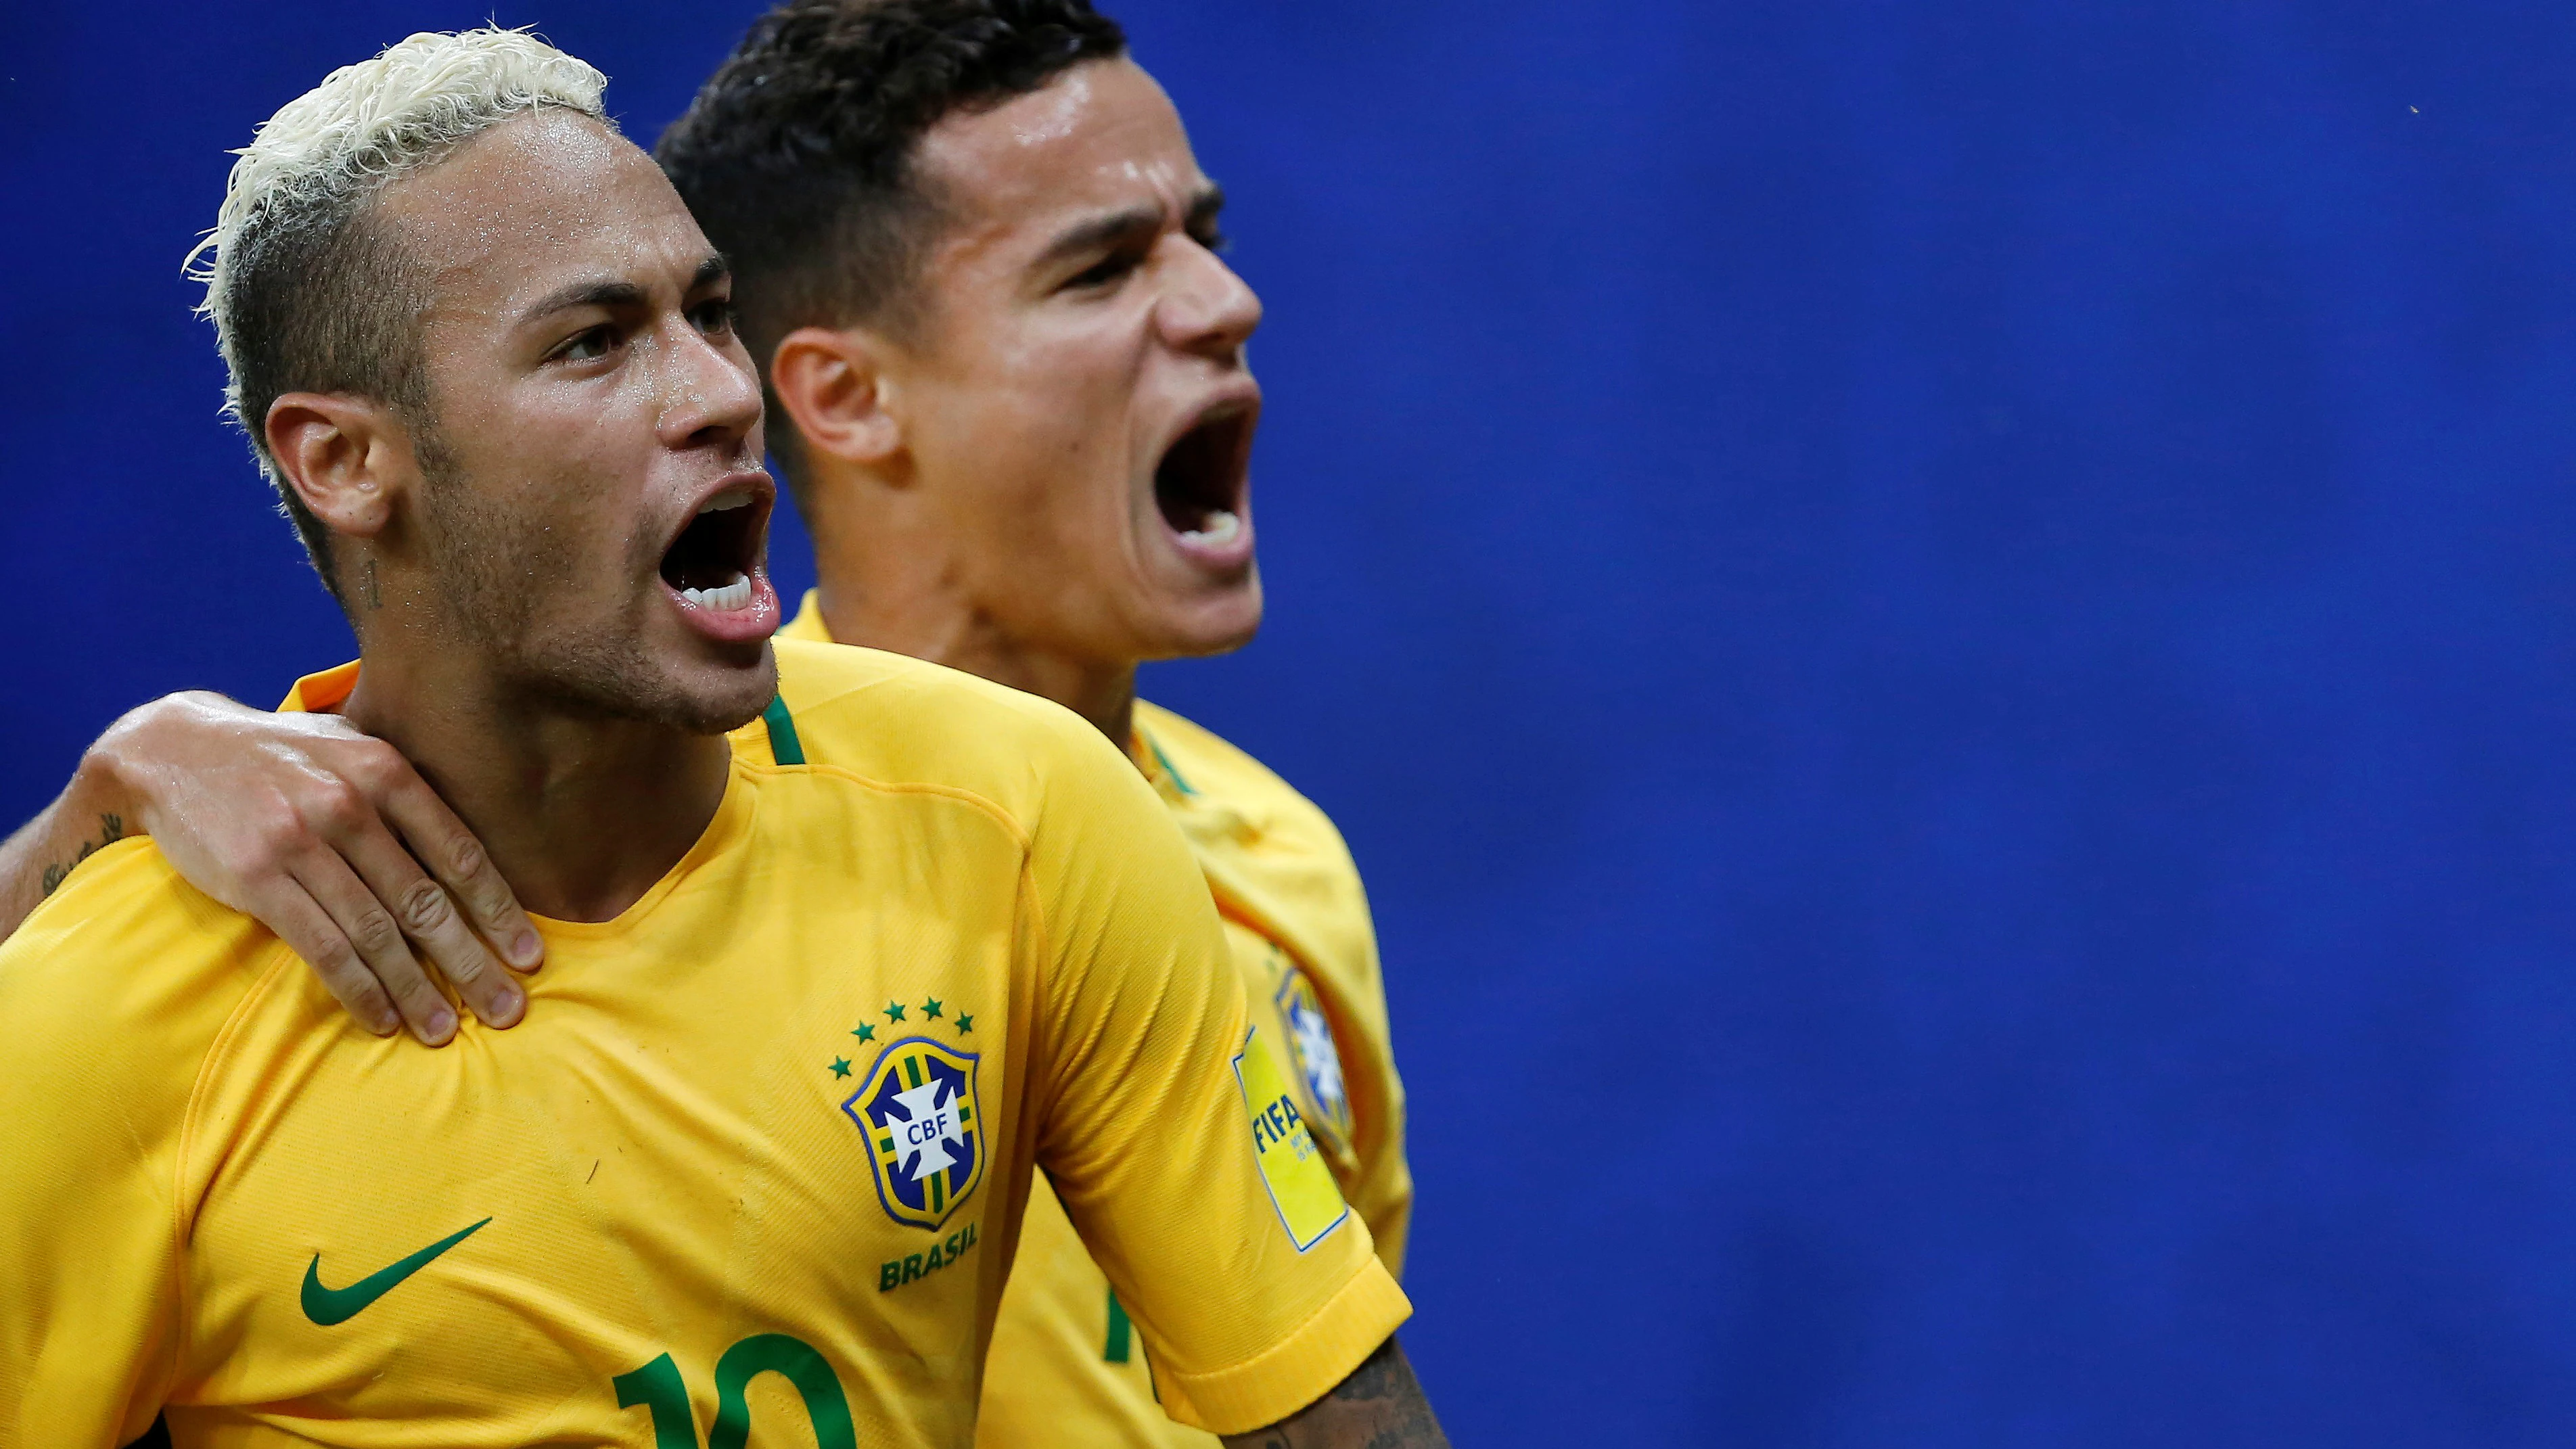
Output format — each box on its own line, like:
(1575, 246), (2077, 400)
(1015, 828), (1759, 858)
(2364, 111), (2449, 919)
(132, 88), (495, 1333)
(0, 752), (133, 941)
(1220, 1337), (1450, 1449)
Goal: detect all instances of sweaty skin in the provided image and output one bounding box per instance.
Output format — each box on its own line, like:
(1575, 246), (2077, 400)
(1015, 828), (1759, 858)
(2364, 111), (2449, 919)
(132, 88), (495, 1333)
(775, 57), (1264, 741)
(260, 108), (776, 921)
(0, 58), (1441, 1447)
(298, 110), (778, 923)
(0, 114), (775, 1033)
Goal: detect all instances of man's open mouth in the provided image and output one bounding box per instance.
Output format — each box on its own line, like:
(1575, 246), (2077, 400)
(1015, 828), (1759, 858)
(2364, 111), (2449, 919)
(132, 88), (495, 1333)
(1154, 403), (1256, 549)
(660, 486), (766, 611)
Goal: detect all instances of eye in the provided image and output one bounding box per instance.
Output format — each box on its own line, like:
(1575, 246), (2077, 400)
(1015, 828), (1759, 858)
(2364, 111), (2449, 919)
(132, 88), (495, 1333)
(1191, 227), (1233, 255)
(1065, 250), (1143, 292)
(689, 297), (737, 336)
(554, 325), (618, 364)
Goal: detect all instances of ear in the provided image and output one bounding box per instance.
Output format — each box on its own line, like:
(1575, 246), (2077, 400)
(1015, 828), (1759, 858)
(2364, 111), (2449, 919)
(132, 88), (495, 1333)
(264, 392), (415, 538)
(768, 325), (905, 470)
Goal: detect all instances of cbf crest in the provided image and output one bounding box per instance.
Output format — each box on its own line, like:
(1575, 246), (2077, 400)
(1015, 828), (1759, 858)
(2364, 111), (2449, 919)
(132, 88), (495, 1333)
(844, 1038), (985, 1229)
(1275, 969), (1354, 1145)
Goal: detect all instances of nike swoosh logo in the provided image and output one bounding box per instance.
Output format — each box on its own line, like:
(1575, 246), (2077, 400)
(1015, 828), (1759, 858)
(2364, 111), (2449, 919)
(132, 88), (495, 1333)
(300, 1218), (492, 1326)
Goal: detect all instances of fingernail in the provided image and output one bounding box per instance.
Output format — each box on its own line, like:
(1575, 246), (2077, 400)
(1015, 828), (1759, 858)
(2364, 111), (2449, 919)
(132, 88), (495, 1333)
(426, 1009), (457, 1044)
(510, 931), (543, 968)
(371, 1013), (400, 1036)
(494, 986), (525, 1026)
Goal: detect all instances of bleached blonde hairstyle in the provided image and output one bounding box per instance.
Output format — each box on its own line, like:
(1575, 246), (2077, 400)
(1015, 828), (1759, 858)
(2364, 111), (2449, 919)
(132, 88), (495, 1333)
(183, 27), (613, 603)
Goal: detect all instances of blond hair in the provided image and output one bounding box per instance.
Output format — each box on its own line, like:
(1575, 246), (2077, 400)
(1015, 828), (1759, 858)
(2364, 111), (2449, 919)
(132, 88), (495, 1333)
(183, 27), (612, 602)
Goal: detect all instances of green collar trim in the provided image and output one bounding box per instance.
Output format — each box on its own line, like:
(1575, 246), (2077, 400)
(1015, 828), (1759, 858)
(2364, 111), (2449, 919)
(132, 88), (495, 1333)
(762, 694), (805, 766)
(1141, 729), (1195, 796)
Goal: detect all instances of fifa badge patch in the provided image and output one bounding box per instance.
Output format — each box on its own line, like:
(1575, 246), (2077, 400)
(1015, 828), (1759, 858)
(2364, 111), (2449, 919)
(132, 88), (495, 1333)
(1274, 968), (1354, 1145)
(845, 1037), (985, 1230)
(1233, 1028), (1352, 1252)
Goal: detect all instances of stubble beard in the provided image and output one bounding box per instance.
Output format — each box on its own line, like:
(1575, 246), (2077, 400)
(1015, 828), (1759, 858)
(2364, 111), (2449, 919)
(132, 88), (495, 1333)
(413, 426), (768, 737)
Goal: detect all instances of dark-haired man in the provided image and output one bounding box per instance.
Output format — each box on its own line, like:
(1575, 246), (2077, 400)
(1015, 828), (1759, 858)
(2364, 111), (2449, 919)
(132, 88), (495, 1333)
(660, 13), (1421, 1444)
(0, 26), (1436, 1448)
(0, 5), (1429, 1447)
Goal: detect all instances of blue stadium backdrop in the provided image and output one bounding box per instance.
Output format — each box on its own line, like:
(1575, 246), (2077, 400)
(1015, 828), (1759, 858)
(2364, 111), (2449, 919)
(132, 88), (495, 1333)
(8, 1), (2576, 1444)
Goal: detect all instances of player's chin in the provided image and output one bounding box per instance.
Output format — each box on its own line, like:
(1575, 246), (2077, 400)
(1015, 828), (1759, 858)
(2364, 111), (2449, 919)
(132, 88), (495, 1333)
(1136, 567), (1264, 660)
(641, 631), (781, 735)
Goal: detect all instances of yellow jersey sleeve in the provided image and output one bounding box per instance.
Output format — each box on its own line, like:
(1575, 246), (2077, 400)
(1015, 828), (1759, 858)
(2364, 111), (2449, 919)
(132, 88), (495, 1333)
(0, 841), (277, 1447)
(1012, 723), (1406, 1433)
(760, 640), (1410, 1433)
(1131, 700), (1414, 1278)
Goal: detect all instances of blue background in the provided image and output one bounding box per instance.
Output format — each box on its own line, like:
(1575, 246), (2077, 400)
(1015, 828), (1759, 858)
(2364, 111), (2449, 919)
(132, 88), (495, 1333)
(6, 1), (2576, 1443)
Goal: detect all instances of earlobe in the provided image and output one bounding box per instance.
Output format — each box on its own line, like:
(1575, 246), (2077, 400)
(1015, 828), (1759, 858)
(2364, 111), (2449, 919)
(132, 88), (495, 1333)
(771, 327), (904, 469)
(264, 394), (406, 538)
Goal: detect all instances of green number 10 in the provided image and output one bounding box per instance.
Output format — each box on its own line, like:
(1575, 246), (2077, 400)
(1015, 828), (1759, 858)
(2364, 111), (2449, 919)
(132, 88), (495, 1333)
(613, 1334), (857, 1449)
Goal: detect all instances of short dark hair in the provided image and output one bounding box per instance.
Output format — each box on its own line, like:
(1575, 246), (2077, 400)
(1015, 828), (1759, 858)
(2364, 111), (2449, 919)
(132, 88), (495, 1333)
(656, 0), (1126, 486)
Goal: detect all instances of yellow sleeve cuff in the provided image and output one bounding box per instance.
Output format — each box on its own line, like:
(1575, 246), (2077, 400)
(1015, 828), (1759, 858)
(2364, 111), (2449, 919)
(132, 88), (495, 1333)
(1154, 1257), (1414, 1436)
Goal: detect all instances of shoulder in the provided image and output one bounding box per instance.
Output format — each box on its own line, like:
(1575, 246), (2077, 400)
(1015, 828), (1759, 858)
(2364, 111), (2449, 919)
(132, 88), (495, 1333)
(767, 636), (1088, 737)
(1134, 700), (1383, 990)
(751, 638), (1155, 834)
(1134, 699), (1363, 875)
(9, 839), (275, 984)
(0, 840), (283, 1112)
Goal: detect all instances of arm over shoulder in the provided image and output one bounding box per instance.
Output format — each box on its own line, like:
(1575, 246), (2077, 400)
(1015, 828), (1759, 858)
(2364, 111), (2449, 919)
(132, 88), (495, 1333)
(0, 842), (272, 1446)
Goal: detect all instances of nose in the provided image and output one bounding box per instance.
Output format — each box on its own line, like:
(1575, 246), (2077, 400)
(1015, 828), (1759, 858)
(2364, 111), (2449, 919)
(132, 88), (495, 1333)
(654, 319), (764, 453)
(1155, 238), (1263, 365)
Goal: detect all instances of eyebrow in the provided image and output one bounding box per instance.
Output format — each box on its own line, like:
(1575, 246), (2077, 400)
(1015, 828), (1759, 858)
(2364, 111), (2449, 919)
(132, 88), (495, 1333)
(1034, 183), (1228, 269)
(518, 254), (731, 325)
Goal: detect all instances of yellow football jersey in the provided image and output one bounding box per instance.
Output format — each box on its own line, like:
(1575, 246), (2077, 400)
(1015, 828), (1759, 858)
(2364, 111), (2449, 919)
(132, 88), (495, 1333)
(778, 597), (1412, 1449)
(0, 639), (1404, 1448)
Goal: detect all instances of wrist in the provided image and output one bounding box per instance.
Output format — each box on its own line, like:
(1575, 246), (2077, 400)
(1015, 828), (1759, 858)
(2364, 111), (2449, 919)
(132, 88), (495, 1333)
(70, 734), (137, 828)
(76, 693), (211, 832)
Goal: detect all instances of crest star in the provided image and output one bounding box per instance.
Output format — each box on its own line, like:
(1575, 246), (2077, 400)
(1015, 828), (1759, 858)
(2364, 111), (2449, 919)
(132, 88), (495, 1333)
(922, 998), (944, 1019)
(829, 1057), (852, 1078)
(852, 1024), (876, 1042)
(955, 1013), (975, 1033)
(884, 1001), (906, 1022)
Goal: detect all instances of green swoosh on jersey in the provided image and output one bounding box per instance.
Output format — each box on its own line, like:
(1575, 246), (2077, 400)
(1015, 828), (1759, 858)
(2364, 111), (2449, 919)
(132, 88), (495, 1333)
(300, 1217), (492, 1326)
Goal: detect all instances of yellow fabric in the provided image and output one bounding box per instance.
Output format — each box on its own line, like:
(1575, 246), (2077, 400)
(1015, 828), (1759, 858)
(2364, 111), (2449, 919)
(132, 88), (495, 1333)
(1124, 702), (1413, 1276)
(782, 594), (1412, 1449)
(0, 638), (1402, 1447)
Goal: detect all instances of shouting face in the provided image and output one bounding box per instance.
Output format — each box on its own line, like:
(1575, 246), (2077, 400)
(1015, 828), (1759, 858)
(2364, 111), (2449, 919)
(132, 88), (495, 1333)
(367, 110), (781, 731)
(889, 57), (1266, 666)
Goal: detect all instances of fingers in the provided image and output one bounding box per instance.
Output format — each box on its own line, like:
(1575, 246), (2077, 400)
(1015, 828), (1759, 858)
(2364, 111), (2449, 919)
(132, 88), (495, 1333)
(239, 876), (401, 1037)
(288, 846), (458, 1046)
(329, 808), (525, 1034)
(369, 764), (543, 978)
(99, 700), (538, 1043)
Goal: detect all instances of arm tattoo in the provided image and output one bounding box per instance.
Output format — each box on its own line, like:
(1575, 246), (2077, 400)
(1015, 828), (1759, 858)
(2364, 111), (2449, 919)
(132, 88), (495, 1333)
(1228, 1337), (1450, 1449)
(1329, 1337), (1405, 1404)
(1337, 1339), (1445, 1449)
(39, 812), (126, 898)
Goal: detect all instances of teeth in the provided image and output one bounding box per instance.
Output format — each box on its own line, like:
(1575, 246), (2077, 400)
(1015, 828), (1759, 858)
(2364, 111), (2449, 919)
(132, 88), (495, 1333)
(1180, 510), (1241, 547)
(678, 572), (755, 612)
(697, 490), (752, 515)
